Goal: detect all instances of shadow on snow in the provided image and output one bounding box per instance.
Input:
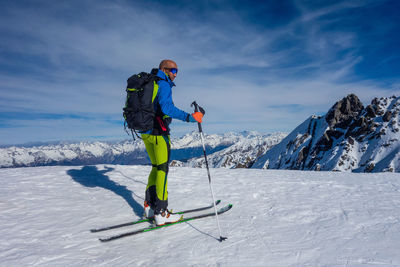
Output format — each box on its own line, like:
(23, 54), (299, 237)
(67, 166), (143, 217)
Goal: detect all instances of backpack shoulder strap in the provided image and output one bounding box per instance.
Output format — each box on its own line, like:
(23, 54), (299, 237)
(150, 68), (166, 82)
(150, 68), (158, 75)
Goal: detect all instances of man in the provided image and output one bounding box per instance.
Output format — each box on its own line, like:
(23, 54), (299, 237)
(142, 59), (203, 226)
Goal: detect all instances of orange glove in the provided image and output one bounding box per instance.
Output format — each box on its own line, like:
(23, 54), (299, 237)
(191, 112), (204, 123)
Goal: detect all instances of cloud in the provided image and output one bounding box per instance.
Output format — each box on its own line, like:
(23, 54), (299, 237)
(0, 0), (399, 144)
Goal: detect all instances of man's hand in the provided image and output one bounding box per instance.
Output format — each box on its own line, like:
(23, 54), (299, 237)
(189, 112), (204, 123)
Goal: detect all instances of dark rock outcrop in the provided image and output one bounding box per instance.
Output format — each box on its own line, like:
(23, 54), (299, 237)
(325, 94), (364, 128)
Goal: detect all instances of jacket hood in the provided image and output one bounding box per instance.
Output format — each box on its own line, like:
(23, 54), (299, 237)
(156, 69), (175, 87)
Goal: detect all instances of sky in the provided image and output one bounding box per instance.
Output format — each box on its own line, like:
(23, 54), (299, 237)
(0, 0), (399, 145)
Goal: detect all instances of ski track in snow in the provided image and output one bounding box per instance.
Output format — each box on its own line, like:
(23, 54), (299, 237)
(1, 165), (400, 266)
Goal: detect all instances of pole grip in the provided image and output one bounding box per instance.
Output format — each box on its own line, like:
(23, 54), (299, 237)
(192, 101), (199, 112)
(191, 101), (204, 132)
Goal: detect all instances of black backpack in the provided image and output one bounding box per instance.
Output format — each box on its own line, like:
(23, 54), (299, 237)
(123, 68), (161, 136)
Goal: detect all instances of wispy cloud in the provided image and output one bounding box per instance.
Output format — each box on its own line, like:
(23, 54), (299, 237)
(0, 0), (399, 144)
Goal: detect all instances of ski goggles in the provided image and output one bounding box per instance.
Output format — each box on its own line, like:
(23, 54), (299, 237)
(167, 68), (178, 75)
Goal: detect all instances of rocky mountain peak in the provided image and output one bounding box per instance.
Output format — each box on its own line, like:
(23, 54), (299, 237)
(253, 94), (400, 172)
(325, 94), (364, 128)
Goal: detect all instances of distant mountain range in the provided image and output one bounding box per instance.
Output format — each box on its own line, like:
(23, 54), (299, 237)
(252, 94), (400, 173)
(2, 94), (398, 173)
(0, 131), (286, 169)
(173, 132), (286, 168)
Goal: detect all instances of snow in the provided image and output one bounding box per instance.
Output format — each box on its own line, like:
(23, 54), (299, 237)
(1, 165), (400, 266)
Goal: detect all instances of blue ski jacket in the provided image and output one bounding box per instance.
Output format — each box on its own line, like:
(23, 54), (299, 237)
(155, 69), (189, 122)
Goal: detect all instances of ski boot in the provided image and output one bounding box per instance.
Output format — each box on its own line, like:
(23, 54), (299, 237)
(154, 209), (183, 226)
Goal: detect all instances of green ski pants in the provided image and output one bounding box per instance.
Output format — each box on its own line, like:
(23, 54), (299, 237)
(142, 134), (171, 212)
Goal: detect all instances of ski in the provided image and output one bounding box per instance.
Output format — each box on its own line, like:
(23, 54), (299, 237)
(99, 204), (232, 242)
(90, 200), (221, 233)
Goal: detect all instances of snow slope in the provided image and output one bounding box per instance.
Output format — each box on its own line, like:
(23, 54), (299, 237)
(1, 165), (400, 266)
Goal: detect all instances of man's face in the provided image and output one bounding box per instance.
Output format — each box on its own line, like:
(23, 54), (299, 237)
(163, 63), (178, 81)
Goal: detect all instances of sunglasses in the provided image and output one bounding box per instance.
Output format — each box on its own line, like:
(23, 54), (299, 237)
(167, 68), (178, 75)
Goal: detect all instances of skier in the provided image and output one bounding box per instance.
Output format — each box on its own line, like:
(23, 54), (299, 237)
(142, 59), (203, 225)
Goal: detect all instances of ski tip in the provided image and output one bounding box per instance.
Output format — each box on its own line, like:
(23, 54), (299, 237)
(215, 200), (221, 205)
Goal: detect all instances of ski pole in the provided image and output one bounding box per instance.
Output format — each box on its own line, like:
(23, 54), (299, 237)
(191, 101), (227, 242)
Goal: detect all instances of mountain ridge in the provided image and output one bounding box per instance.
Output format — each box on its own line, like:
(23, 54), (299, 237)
(252, 94), (400, 172)
(0, 131), (286, 169)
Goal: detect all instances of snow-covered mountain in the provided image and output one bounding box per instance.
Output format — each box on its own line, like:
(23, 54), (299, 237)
(175, 132), (287, 168)
(252, 94), (400, 172)
(0, 139), (148, 168)
(0, 131), (285, 169)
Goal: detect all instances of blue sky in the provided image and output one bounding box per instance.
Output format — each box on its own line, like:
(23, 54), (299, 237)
(0, 0), (399, 145)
